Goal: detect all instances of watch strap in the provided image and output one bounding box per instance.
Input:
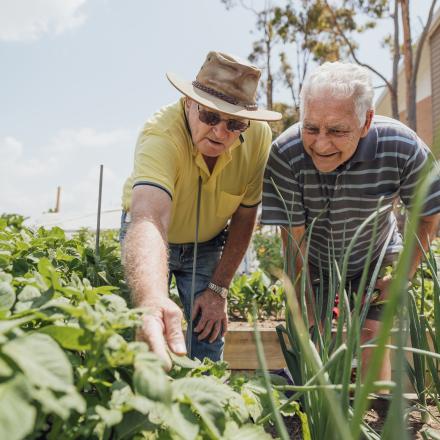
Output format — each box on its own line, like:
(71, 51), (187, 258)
(207, 281), (228, 298)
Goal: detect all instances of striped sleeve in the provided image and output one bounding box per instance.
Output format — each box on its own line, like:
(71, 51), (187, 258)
(241, 122), (272, 206)
(400, 139), (440, 216)
(261, 143), (305, 226)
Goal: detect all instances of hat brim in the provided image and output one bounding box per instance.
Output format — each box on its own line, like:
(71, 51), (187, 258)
(166, 72), (282, 122)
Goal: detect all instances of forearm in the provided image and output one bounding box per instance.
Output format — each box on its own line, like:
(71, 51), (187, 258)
(210, 206), (257, 287)
(124, 219), (169, 307)
(408, 213), (440, 279)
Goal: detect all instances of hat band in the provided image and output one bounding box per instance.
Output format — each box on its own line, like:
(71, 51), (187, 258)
(192, 81), (258, 111)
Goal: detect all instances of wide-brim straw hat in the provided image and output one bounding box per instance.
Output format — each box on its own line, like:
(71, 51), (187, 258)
(167, 51), (282, 121)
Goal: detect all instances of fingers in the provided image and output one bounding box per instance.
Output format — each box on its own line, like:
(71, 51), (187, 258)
(193, 292), (227, 342)
(197, 320), (215, 341)
(138, 315), (172, 371)
(209, 321), (222, 343)
(137, 301), (186, 371)
(163, 305), (187, 356)
(194, 314), (206, 334)
(221, 316), (228, 337)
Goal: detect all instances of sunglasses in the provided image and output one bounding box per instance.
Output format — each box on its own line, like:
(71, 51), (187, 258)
(197, 105), (250, 133)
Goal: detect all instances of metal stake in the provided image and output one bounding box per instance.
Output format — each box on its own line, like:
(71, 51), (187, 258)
(188, 176), (202, 358)
(95, 164), (104, 257)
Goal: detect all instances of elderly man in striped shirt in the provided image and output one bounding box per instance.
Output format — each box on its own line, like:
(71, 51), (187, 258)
(261, 62), (440, 383)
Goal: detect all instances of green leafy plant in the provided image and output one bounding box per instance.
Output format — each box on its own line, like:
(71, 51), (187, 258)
(252, 226), (284, 279)
(0, 217), (279, 440)
(229, 270), (284, 321)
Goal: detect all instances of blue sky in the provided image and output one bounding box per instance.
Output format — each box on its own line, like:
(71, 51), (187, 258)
(0, 0), (435, 219)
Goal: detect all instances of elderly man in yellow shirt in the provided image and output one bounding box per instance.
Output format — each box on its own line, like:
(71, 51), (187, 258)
(120, 51), (281, 369)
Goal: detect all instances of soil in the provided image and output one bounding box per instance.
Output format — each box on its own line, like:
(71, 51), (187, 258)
(265, 401), (440, 439)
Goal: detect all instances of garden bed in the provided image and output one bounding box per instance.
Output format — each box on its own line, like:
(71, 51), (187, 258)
(265, 403), (440, 439)
(225, 322), (439, 394)
(225, 321), (285, 369)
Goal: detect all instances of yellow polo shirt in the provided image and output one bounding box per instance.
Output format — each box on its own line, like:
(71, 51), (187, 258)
(122, 98), (272, 243)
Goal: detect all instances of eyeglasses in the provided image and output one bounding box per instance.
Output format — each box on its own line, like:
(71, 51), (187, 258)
(197, 104), (250, 133)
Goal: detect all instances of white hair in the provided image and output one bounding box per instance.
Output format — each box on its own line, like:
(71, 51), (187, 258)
(300, 62), (374, 126)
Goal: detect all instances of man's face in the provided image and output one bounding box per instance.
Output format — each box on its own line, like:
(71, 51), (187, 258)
(185, 99), (246, 157)
(301, 94), (372, 173)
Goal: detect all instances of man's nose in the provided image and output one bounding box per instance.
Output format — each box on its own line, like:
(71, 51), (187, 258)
(314, 131), (332, 152)
(212, 121), (230, 139)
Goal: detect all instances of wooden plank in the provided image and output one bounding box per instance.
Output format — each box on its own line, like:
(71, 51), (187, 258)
(224, 324), (286, 370)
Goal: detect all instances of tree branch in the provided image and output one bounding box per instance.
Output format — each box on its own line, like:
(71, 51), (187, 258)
(323, 0), (394, 91)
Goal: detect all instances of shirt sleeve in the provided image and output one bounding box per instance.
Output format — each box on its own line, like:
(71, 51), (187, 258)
(261, 142), (305, 226)
(131, 132), (180, 199)
(399, 138), (440, 216)
(241, 123), (272, 207)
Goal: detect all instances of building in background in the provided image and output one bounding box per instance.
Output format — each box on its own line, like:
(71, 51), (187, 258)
(26, 209), (122, 233)
(375, 8), (440, 156)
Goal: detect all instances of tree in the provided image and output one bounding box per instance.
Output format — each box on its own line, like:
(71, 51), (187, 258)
(271, 0), (347, 110)
(221, 0), (278, 110)
(323, 0), (401, 120)
(221, 0), (362, 119)
(222, 0), (393, 119)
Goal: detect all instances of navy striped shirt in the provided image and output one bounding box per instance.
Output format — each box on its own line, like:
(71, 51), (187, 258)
(261, 116), (440, 277)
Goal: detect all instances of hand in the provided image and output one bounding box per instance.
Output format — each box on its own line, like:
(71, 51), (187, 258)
(192, 289), (228, 343)
(136, 297), (187, 371)
(372, 274), (393, 304)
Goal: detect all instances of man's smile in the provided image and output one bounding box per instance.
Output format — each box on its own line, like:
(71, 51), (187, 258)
(314, 151), (339, 158)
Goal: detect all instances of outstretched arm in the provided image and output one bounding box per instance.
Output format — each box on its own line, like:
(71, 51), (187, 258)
(124, 185), (186, 370)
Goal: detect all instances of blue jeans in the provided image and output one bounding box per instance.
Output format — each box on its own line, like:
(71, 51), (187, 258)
(119, 212), (226, 361)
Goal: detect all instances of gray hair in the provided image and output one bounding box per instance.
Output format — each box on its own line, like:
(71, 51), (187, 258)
(299, 62), (374, 126)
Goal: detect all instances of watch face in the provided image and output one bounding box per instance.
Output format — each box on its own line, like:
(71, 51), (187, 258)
(220, 289), (228, 299)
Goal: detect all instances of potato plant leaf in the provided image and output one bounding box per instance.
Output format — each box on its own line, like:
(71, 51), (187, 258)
(133, 361), (172, 404)
(3, 333), (73, 391)
(37, 325), (92, 351)
(0, 374), (36, 440)
(0, 281), (15, 311)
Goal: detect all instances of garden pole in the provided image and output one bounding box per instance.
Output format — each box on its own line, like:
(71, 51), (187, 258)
(95, 164), (104, 258)
(188, 176), (202, 358)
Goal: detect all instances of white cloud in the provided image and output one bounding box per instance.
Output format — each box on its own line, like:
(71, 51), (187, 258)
(46, 127), (132, 153)
(0, 136), (22, 162)
(0, 0), (88, 42)
(0, 128), (136, 219)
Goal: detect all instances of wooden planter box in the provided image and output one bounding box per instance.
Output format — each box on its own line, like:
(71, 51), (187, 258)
(224, 322), (284, 370)
(224, 322), (438, 387)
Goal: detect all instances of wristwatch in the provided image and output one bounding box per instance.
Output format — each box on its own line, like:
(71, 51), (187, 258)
(207, 282), (228, 299)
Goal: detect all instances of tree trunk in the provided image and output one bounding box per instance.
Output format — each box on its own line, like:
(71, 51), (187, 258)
(265, 18), (273, 110)
(391, 0), (400, 120)
(400, 0), (417, 130)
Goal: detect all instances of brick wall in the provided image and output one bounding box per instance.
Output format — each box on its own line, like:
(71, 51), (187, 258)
(431, 23), (440, 157)
(398, 95), (433, 148)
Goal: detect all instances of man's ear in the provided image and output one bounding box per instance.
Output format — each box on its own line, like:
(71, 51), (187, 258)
(360, 109), (374, 138)
(184, 97), (193, 111)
